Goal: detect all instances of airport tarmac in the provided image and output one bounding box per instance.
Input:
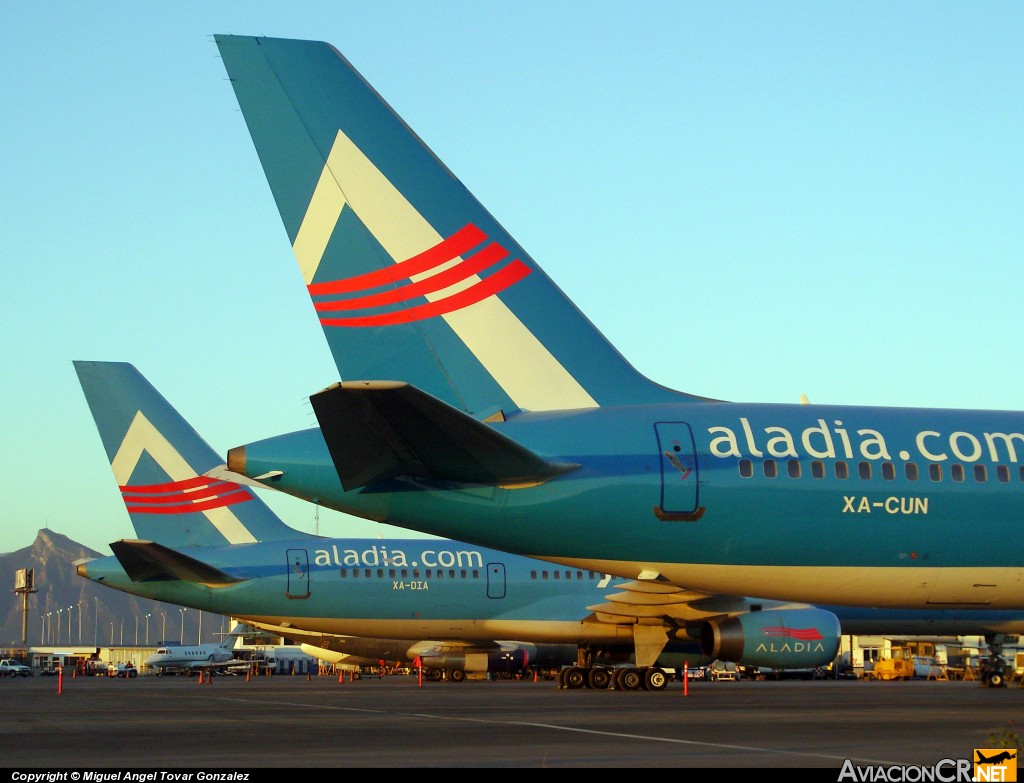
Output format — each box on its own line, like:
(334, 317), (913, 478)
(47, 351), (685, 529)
(1, 674), (1021, 769)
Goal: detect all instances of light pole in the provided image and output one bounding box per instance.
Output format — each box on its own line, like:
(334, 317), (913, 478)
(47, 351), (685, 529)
(198, 611), (202, 644)
(135, 616), (139, 646)
(109, 621), (114, 646)
(78, 601), (84, 645)
(67, 606), (72, 642)
(145, 614), (151, 646)
(40, 616), (44, 645)
(160, 611), (166, 643)
(119, 618), (124, 646)
(57, 609), (62, 645)
(179, 608), (187, 645)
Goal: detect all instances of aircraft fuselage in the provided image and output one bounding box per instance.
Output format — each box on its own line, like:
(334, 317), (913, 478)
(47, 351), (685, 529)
(235, 400), (1024, 608)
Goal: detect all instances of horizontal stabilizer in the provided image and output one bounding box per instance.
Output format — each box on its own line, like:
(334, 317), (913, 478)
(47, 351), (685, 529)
(110, 540), (243, 587)
(310, 381), (578, 490)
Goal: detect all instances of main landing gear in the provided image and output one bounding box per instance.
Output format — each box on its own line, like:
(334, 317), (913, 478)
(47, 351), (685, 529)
(557, 665), (669, 691)
(425, 667), (466, 682)
(980, 634), (1012, 688)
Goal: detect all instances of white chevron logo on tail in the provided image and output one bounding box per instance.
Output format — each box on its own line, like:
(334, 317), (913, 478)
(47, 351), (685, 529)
(291, 129), (597, 413)
(111, 411), (257, 544)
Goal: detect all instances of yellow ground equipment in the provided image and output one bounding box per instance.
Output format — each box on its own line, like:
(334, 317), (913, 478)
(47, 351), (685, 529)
(868, 647), (915, 681)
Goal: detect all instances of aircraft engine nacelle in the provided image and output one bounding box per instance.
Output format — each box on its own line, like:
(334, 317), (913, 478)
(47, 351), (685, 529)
(418, 648), (529, 674)
(700, 608), (841, 669)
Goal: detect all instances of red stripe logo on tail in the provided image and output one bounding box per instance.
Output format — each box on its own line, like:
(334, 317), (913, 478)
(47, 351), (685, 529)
(308, 223), (531, 327)
(120, 476), (253, 515)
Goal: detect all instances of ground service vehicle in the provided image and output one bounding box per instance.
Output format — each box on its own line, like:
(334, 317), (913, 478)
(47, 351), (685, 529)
(868, 647), (916, 681)
(709, 661), (740, 681)
(0, 660), (31, 677)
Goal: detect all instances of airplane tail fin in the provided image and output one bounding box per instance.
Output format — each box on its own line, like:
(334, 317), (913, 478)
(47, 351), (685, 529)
(74, 361), (316, 547)
(215, 35), (705, 420)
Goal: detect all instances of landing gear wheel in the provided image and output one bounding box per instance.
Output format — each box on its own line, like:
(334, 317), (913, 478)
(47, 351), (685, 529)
(448, 669), (466, 683)
(588, 667), (612, 690)
(615, 667), (642, 691)
(428, 668), (443, 682)
(643, 667), (668, 691)
(987, 671), (1005, 688)
(564, 666), (587, 689)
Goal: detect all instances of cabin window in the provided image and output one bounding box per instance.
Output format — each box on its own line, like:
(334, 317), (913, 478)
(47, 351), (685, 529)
(835, 461), (849, 479)
(461, 570), (468, 579)
(974, 465), (987, 483)
(554, 571), (560, 579)
(472, 569), (480, 579)
(787, 460), (801, 478)
(997, 465), (1010, 483)
(436, 570), (444, 580)
(763, 459), (777, 478)
(412, 569), (420, 578)
(905, 463), (919, 481)
(339, 569), (348, 578)
(377, 569), (384, 578)
(389, 569), (396, 578)
(811, 460), (825, 479)
(352, 569), (359, 578)
(739, 459), (753, 478)
(576, 571), (584, 580)
(449, 570), (456, 579)
(425, 569), (432, 578)
(364, 569), (372, 578)
(401, 569), (409, 578)
(531, 570), (537, 579)
(858, 462), (872, 480)
(881, 462), (895, 480)
(951, 464), (965, 483)
(929, 464), (943, 482)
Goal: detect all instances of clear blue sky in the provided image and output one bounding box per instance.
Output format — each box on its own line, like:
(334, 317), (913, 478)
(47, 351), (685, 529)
(2, 2), (1021, 554)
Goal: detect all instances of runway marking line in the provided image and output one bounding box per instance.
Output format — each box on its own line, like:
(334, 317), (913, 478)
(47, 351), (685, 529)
(210, 696), (898, 765)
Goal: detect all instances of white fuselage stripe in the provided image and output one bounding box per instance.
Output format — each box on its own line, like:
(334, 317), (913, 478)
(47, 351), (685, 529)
(548, 560), (1024, 609)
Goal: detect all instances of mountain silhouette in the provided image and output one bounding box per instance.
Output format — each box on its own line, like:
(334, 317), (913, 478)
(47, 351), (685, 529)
(1, 529), (226, 650)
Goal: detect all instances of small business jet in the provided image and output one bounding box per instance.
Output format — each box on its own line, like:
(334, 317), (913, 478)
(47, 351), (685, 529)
(144, 643), (240, 675)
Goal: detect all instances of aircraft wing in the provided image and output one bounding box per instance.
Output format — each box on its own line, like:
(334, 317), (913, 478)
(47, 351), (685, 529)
(109, 540), (243, 587)
(309, 381), (577, 490)
(242, 620), (507, 656)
